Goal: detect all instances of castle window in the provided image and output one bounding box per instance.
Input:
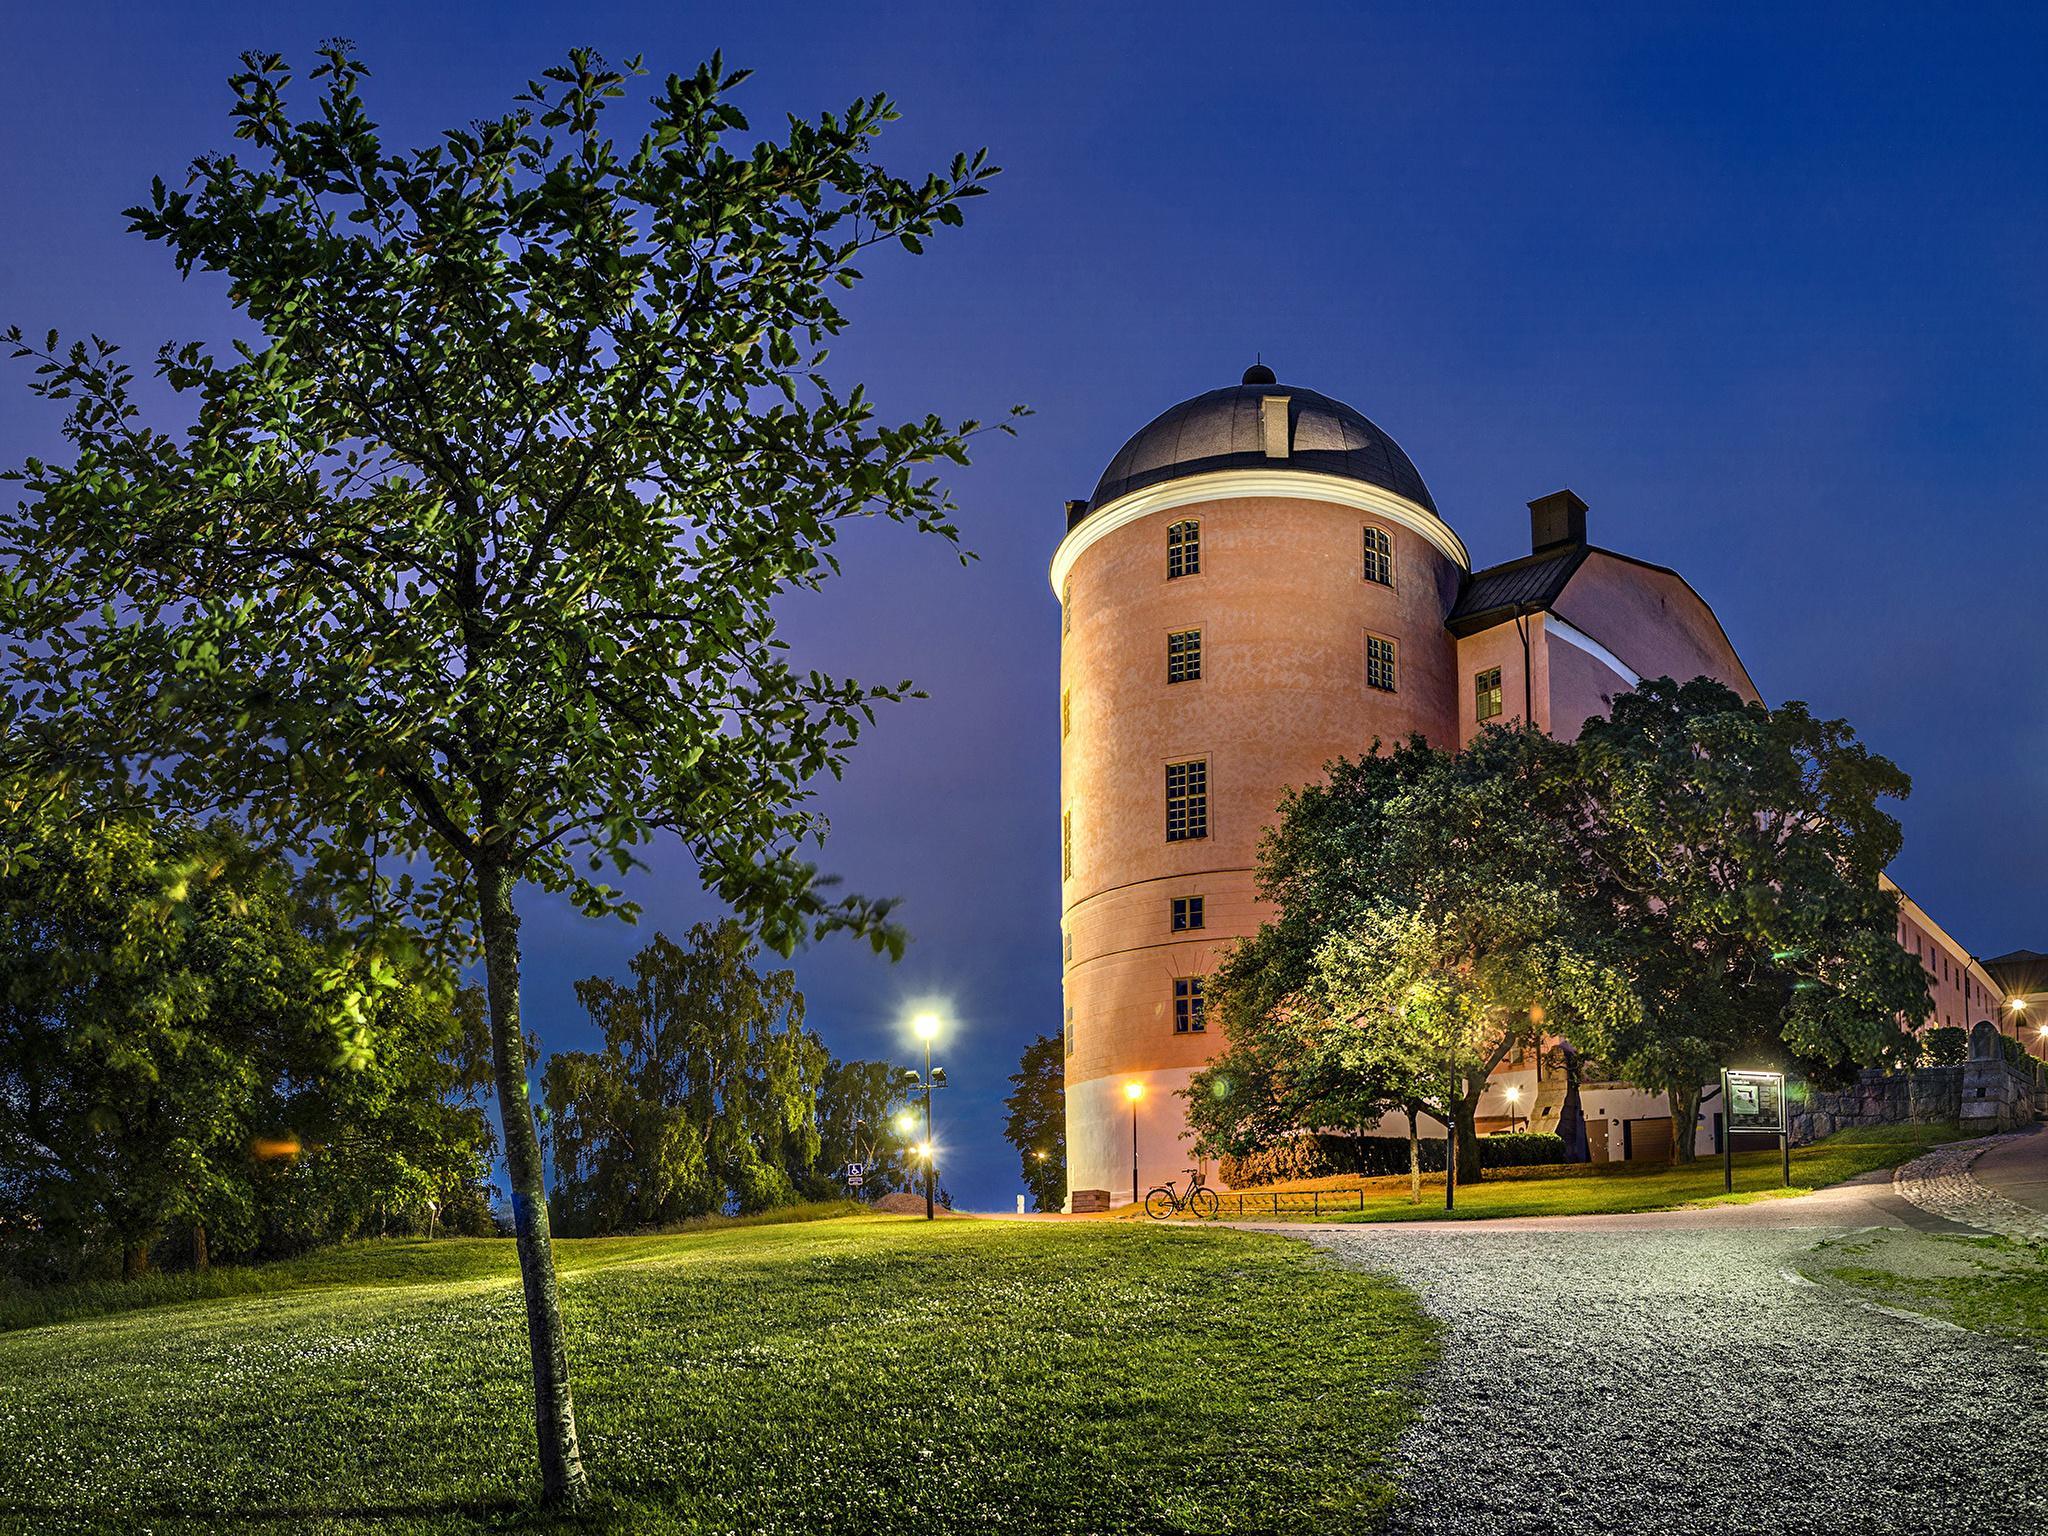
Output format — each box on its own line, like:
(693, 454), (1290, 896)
(1062, 809), (1073, 880)
(1061, 579), (1072, 636)
(1062, 928), (1072, 964)
(1165, 759), (1208, 842)
(1171, 895), (1205, 932)
(1366, 634), (1398, 693)
(1065, 1004), (1075, 1057)
(1174, 976), (1206, 1033)
(1167, 519), (1201, 579)
(1167, 628), (1202, 684)
(1363, 525), (1393, 586)
(1475, 666), (1503, 721)
(1061, 689), (1071, 739)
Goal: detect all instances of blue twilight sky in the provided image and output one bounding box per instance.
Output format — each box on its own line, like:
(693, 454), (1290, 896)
(3, 3), (2044, 1210)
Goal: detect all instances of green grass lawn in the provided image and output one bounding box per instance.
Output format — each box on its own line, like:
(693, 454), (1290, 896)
(1797, 1227), (2048, 1344)
(0, 1215), (1434, 1535)
(1198, 1123), (1962, 1223)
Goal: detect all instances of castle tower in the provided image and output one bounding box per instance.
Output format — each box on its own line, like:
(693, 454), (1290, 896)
(1053, 366), (1469, 1206)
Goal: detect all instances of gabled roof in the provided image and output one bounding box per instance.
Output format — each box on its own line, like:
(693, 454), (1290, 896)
(1984, 949), (2048, 996)
(1444, 545), (1588, 635)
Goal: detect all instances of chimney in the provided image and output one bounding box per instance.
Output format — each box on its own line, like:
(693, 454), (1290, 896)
(1065, 498), (1089, 531)
(1528, 489), (1588, 553)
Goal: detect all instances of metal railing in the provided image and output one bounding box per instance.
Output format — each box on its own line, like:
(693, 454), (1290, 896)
(1171, 1187), (1377, 1219)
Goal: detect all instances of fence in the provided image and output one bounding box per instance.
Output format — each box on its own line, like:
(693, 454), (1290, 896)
(1192, 1188), (1377, 1219)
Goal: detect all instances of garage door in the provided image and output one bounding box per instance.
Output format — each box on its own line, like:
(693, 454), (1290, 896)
(1624, 1116), (1673, 1163)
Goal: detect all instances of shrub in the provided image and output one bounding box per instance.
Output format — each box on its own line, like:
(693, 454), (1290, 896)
(1219, 1129), (1568, 1187)
(1478, 1131), (1570, 1168)
(1922, 1025), (1968, 1066)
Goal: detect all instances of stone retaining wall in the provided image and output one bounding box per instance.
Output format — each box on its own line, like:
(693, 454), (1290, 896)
(1791, 1066), (1962, 1145)
(1791, 1029), (2045, 1146)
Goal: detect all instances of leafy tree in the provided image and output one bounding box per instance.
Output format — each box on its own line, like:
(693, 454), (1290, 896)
(0, 791), (489, 1282)
(255, 961), (498, 1252)
(1002, 1032), (1066, 1212)
(542, 921), (829, 1232)
(1205, 730), (1636, 1181)
(812, 1055), (913, 1200)
(1572, 678), (1930, 1158)
(1, 47), (1004, 1502)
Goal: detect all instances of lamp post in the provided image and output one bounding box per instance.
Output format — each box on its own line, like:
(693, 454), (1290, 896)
(1503, 1084), (1523, 1134)
(911, 1012), (943, 1221)
(1124, 1081), (1145, 1207)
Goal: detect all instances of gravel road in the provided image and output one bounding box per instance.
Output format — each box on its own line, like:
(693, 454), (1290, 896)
(1300, 1223), (2048, 1536)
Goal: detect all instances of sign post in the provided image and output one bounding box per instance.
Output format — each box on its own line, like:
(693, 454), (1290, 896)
(1721, 1068), (1789, 1192)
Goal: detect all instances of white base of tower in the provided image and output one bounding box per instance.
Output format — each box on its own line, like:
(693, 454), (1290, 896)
(1065, 1067), (1205, 1210)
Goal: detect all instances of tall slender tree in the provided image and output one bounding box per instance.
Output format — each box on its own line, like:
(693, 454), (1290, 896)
(1, 46), (1005, 1504)
(1002, 1032), (1067, 1212)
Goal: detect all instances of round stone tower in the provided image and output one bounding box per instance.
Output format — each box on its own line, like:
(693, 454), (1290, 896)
(1053, 366), (1468, 1207)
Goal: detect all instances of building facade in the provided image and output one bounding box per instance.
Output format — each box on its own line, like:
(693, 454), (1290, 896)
(1054, 365), (2018, 1206)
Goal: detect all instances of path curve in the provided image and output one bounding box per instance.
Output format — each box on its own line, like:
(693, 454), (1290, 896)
(1240, 1133), (2048, 1534)
(1892, 1126), (2048, 1242)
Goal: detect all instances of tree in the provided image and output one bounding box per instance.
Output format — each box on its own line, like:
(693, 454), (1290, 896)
(811, 1055), (913, 1200)
(1572, 678), (1931, 1159)
(1002, 1033), (1066, 1212)
(1, 46), (1006, 1503)
(542, 922), (829, 1232)
(1205, 730), (1636, 1182)
(0, 790), (490, 1282)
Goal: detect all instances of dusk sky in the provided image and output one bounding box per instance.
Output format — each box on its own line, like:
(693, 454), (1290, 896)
(4, 3), (2044, 1209)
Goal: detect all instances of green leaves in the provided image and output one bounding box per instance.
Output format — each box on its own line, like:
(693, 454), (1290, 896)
(2, 44), (1011, 965)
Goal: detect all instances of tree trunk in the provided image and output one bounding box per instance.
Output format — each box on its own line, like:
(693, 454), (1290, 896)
(1454, 1081), (1485, 1183)
(1668, 1082), (1703, 1165)
(191, 1222), (210, 1274)
(476, 861), (590, 1509)
(1556, 1043), (1591, 1163)
(1405, 1106), (1421, 1204)
(123, 1241), (150, 1279)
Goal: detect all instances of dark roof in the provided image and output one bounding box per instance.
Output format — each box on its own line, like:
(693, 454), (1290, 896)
(1085, 379), (1438, 515)
(1445, 545), (1589, 635)
(1983, 949), (2048, 995)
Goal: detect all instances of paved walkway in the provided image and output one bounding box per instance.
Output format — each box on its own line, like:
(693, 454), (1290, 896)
(1242, 1131), (2048, 1535)
(1890, 1125), (2048, 1242)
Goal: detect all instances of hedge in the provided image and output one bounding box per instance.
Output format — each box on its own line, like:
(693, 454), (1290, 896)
(1220, 1129), (1568, 1188)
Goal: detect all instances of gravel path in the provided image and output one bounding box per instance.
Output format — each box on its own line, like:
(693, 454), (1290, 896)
(1295, 1223), (2048, 1535)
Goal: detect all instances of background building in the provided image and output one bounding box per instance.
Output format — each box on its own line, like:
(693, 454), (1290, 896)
(1054, 365), (2016, 1205)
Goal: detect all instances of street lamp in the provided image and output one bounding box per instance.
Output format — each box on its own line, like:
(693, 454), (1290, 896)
(903, 1012), (947, 1221)
(1503, 1083), (1523, 1133)
(1124, 1080), (1145, 1207)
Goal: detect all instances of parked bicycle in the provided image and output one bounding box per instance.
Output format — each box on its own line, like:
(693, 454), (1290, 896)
(1144, 1167), (1220, 1220)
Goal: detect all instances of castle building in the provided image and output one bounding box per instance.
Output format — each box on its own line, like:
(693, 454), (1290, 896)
(1053, 365), (2012, 1206)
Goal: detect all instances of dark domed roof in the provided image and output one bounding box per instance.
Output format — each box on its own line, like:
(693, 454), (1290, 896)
(1086, 374), (1438, 515)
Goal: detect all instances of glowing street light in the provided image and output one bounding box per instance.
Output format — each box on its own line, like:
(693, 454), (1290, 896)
(1125, 1080), (1145, 1208)
(1503, 1083), (1524, 1133)
(893, 1109), (918, 1138)
(902, 1012), (949, 1220)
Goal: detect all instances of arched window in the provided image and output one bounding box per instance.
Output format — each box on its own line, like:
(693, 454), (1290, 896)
(1166, 519), (1201, 579)
(1363, 525), (1393, 586)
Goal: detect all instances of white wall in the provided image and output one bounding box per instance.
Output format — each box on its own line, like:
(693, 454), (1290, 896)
(1065, 1067), (1202, 1208)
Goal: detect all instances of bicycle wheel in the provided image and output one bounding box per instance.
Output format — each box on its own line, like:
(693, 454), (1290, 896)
(1143, 1188), (1177, 1220)
(1188, 1187), (1220, 1220)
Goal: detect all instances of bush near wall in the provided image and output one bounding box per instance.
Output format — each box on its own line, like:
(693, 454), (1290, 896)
(1922, 1026), (1968, 1066)
(1220, 1130), (1567, 1188)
